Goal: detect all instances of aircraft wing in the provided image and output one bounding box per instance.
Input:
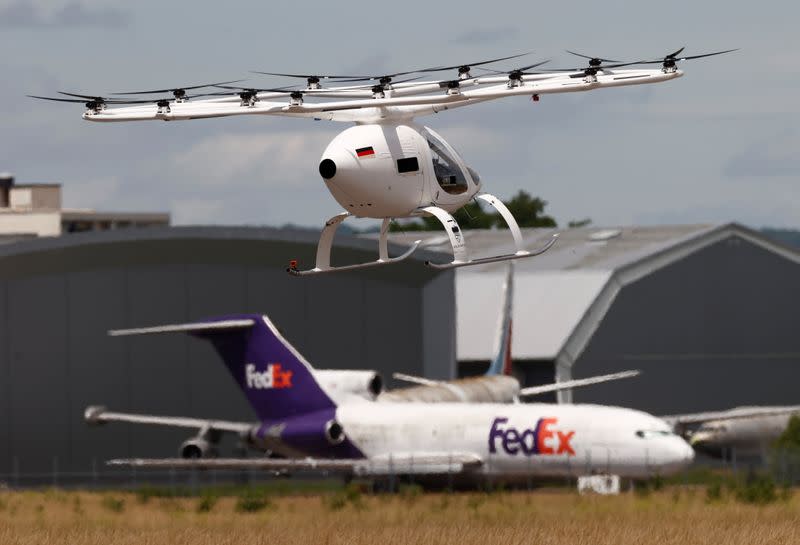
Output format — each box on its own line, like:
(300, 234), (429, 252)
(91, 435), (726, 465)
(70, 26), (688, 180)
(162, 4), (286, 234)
(518, 370), (640, 398)
(391, 373), (442, 387)
(663, 406), (800, 428)
(84, 406), (252, 434)
(107, 452), (483, 476)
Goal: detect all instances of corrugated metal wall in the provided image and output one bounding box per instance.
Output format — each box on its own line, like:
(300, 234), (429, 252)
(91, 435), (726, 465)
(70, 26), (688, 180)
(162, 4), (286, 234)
(573, 235), (800, 415)
(0, 228), (455, 483)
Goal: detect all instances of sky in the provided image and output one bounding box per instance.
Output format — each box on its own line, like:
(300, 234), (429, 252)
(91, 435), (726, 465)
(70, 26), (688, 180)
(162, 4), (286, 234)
(0, 0), (797, 230)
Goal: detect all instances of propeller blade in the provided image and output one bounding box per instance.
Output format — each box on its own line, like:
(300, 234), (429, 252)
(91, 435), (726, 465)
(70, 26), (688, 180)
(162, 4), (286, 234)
(416, 52), (531, 73)
(474, 59), (551, 76)
(666, 46), (686, 59)
(548, 60), (641, 72)
(679, 48), (739, 61)
(58, 91), (105, 100)
(249, 71), (373, 80)
(515, 59), (551, 72)
(110, 80), (244, 95)
(28, 95), (93, 104)
(634, 48), (738, 65)
(565, 50), (620, 63)
(207, 84), (300, 95)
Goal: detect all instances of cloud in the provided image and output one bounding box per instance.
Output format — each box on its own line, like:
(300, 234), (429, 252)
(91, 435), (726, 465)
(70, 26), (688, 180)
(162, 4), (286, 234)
(60, 176), (123, 210)
(171, 198), (226, 225)
(0, 2), (129, 29)
(724, 129), (800, 178)
(451, 27), (520, 46)
(170, 130), (338, 188)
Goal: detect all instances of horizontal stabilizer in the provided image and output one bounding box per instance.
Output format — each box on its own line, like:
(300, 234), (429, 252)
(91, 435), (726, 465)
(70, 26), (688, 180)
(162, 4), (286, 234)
(84, 406), (251, 433)
(108, 452), (482, 476)
(109, 319), (255, 337)
(519, 370), (640, 397)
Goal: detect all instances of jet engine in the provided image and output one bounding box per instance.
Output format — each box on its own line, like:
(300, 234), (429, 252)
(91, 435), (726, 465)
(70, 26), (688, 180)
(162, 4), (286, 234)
(179, 436), (219, 459)
(314, 370), (384, 400)
(179, 426), (222, 458)
(324, 420), (346, 445)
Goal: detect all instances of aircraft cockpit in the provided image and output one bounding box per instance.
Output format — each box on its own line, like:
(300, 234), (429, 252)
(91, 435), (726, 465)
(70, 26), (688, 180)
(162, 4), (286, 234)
(426, 134), (469, 195)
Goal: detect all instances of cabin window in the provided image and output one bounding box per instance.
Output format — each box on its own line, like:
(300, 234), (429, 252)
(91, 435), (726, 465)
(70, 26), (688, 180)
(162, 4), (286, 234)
(397, 157), (419, 174)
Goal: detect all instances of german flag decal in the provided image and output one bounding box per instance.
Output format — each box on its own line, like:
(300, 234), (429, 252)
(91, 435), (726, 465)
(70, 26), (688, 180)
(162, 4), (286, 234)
(356, 146), (375, 158)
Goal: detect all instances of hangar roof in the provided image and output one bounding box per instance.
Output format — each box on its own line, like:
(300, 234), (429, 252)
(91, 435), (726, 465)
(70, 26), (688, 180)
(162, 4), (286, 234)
(0, 225), (451, 286)
(382, 223), (800, 362)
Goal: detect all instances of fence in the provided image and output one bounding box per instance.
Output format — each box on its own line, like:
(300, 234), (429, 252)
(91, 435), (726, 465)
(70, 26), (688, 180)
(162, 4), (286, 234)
(2, 449), (800, 491)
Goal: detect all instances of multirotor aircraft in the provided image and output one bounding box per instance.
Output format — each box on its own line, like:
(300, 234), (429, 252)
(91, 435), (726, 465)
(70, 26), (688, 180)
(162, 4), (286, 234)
(31, 48), (734, 275)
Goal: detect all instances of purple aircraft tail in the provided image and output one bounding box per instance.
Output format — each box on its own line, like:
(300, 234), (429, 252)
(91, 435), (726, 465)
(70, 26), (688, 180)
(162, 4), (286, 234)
(189, 314), (336, 422)
(109, 314), (336, 422)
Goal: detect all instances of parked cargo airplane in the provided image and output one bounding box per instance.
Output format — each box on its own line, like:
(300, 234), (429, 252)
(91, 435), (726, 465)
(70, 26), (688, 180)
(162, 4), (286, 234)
(664, 406), (800, 459)
(91, 313), (693, 479)
(382, 263), (639, 403)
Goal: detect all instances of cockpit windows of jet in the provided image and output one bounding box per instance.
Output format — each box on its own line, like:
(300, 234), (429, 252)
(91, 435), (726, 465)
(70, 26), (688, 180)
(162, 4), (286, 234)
(636, 430), (676, 439)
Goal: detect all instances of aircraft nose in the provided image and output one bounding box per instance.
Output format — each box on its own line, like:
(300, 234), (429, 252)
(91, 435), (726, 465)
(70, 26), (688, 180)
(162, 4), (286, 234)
(658, 437), (694, 475)
(681, 439), (696, 464)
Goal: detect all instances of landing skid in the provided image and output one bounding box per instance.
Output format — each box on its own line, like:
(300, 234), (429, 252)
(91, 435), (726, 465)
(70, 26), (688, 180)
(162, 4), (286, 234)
(421, 193), (559, 270)
(287, 213), (421, 276)
(424, 235), (558, 270)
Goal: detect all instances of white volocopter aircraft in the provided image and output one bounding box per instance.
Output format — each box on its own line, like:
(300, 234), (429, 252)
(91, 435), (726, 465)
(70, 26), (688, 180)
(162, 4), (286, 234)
(91, 313), (694, 480)
(382, 263), (640, 403)
(31, 48), (734, 275)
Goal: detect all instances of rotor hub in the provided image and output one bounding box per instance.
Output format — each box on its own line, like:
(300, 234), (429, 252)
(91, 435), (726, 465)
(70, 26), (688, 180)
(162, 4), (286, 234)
(371, 85), (386, 98)
(85, 100), (104, 112)
(239, 90), (258, 106)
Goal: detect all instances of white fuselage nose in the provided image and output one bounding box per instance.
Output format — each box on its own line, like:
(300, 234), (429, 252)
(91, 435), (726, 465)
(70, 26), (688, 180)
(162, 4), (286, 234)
(318, 123), (480, 219)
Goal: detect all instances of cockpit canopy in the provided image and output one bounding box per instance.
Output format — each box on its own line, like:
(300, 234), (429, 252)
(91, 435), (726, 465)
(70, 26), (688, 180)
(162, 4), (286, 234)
(422, 128), (478, 196)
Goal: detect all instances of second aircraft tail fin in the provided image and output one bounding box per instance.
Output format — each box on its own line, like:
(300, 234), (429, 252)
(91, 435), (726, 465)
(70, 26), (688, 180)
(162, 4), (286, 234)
(487, 262), (514, 376)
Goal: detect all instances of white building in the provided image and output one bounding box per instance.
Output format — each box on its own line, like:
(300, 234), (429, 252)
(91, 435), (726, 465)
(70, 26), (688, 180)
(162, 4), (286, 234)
(0, 173), (169, 238)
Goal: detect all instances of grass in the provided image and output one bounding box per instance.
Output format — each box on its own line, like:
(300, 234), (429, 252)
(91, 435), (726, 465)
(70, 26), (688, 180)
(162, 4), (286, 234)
(0, 486), (798, 545)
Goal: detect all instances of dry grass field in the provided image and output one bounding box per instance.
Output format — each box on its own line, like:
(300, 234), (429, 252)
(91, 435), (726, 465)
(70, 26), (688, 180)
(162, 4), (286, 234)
(0, 485), (798, 545)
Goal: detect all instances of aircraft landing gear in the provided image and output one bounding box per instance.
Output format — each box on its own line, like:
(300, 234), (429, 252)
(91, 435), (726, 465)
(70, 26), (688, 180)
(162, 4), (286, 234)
(287, 193), (558, 276)
(287, 212), (421, 276)
(422, 193), (558, 270)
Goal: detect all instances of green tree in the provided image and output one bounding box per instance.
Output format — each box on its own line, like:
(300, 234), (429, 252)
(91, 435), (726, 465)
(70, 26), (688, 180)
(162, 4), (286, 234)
(500, 191), (556, 228)
(390, 190), (556, 232)
(568, 218), (592, 228)
(774, 415), (800, 450)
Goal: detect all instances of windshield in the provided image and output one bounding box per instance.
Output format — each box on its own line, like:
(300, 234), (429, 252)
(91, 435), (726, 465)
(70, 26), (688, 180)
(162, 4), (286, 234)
(635, 430), (675, 439)
(426, 134), (468, 195)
